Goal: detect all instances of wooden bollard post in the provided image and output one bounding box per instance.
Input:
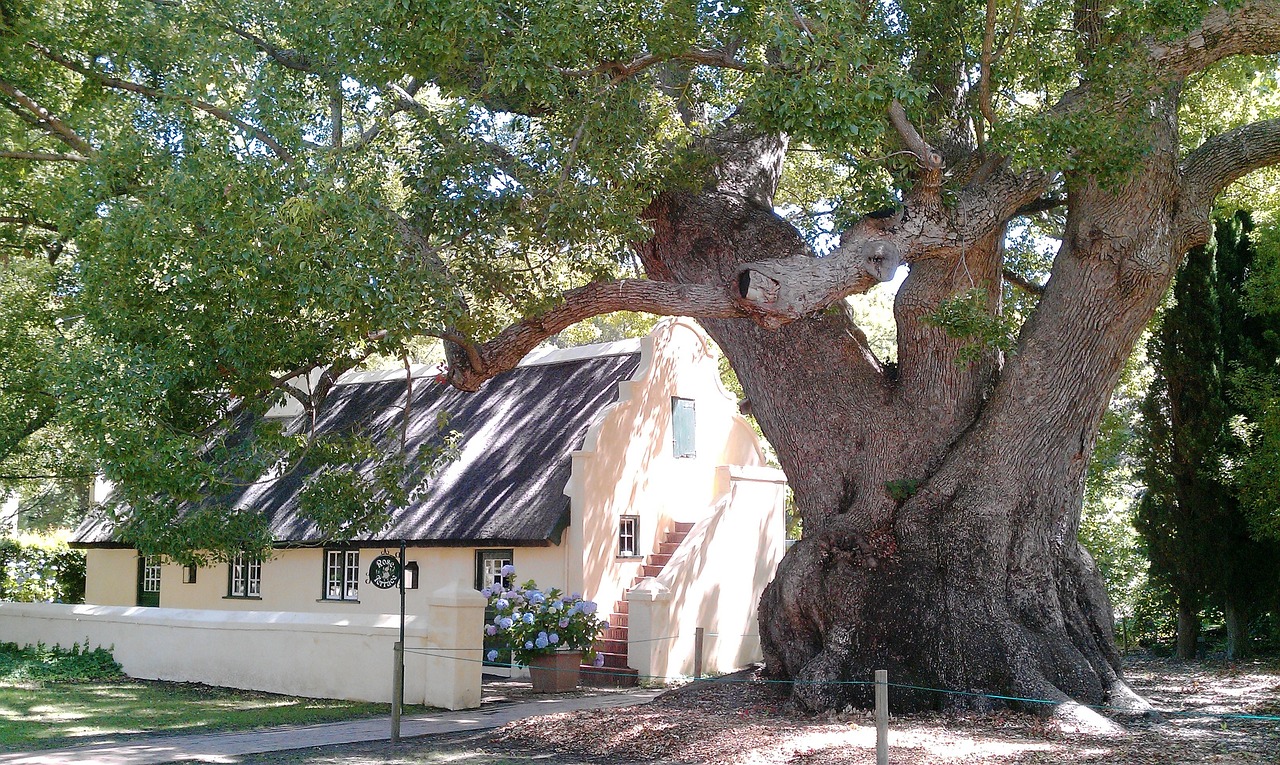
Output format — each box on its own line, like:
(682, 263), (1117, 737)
(875, 669), (888, 765)
(693, 627), (705, 679)
(391, 641), (404, 743)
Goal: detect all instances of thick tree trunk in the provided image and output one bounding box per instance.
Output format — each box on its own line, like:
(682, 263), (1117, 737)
(1176, 600), (1202, 660)
(1224, 600), (1250, 661)
(637, 99), (1185, 719)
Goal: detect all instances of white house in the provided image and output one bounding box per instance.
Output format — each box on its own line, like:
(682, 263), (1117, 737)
(1, 318), (788, 708)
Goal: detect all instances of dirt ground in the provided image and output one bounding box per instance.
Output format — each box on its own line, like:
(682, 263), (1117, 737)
(240, 656), (1280, 765)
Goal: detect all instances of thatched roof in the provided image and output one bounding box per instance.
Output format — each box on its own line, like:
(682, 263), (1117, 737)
(72, 347), (642, 547)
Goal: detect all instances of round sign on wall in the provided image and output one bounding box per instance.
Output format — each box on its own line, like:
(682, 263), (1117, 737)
(369, 554), (402, 589)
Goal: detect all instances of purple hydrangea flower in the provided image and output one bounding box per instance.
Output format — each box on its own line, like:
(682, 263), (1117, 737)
(522, 612), (535, 625)
(480, 587), (492, 598)
(500, 564), (515, 576)
(582, 601), (598, 615)
(599, 618), (609, 630)
(495, 598), (509, 610)
(558, 617), (570, 629)
(525, 641), (534, 650)
(487, 649), (499, 662)
(485, 625), (498, 636)
(549, 633), (560, 644)
(535, 635), (549, 649)
(593, 654), (605, 667)
(499, 617), (514, 629)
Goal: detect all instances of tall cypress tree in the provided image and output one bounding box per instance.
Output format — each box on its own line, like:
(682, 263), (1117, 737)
(1135, 212), (1280, 660)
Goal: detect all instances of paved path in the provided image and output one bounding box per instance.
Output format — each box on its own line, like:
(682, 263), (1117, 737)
(0, 688), (661, 765)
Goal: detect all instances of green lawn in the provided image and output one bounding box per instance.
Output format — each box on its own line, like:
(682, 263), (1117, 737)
(0, 679), (431, 751)
(0, 642), (427, 751)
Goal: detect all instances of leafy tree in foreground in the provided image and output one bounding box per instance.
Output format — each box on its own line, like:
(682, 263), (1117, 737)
(5, 0), (1280, 721)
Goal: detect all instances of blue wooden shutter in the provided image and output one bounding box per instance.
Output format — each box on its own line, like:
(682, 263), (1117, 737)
(672, 397), (696, 457)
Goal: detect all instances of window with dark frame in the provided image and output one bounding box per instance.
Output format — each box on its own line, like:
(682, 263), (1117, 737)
(475, 549), (514, 591)
(182, 565), (197, 584)
(227, 552), (262, 598)
(618, 515), (640, 557)
(476, 549), (514, 667)
(672, 397), (696, 458)
(323, 548), (360, 601)
(137, 556), (161, 607)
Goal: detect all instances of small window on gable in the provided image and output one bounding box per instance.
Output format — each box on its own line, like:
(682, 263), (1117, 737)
(672, 397), (696, 458)
(323, 548), (360, 601)
(228, 553), (262, 598)
(619, 515), (639, 557)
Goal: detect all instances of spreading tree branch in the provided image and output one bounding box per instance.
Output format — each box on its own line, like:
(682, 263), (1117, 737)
(221, 22), (317, 73)
(0, 215), (59, 233)
(1002, 267), (1046, 296)
(443, 279), (745, 390)
(0, 79), (95, 156)
(0, 150), (90, 162)
(1152, 0), (1280, 79)
(556, 48), (758, 81)
(29, 43), (294, 164)
(978, 0), (999, 146)
(888, 100), (944, 197)
(1177, 117), (1280, 248)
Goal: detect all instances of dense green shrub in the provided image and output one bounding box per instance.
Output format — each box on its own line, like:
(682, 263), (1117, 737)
(0, 641), (123, 683)
(0, 535), (86, 603)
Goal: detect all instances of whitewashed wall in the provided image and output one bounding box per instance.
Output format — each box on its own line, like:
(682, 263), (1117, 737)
(627, 464), (789, 680)
(0, 580), (486, 709)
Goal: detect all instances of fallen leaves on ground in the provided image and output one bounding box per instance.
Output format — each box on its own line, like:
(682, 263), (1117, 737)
(487, 657), (1280, 764)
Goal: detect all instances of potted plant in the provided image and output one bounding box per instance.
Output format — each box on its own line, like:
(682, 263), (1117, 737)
(482, 565), (609, 692)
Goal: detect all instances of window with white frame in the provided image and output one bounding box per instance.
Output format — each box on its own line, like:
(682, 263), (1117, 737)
(619, 515), (639, 557)
(137, 555), (161, 607)
(475, 549), (513, 591)
(142, 557), (161, 592)
(323, 548), (360, 601)
(227, 552), (262, 598)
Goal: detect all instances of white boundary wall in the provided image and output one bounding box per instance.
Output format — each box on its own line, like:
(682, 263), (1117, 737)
(0, 581), (485, 709)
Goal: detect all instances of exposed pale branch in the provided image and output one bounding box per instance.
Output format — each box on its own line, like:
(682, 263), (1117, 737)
(444, 279), (745, 390)
(888, 100), (944, 195)
(735, 220), (902, 328)
(1177, 117), (1280, 248)
(0, 79), (95, 156)
(29, 43), (294, 164)
(0, 150), (90, 162)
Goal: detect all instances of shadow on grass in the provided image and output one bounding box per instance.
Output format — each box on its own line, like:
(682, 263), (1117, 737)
(0, 680), (429, 752)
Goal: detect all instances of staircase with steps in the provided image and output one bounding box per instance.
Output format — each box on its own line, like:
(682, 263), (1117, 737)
(581, 521), (694, 687)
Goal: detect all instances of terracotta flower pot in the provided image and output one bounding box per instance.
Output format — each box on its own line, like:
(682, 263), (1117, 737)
(528, 651), (582, 692)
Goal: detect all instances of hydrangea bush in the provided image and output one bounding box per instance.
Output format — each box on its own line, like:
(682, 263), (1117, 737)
(483, 565), (609, 666)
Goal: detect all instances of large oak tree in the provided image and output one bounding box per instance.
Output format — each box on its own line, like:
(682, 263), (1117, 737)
(4, 0), (1280, 724)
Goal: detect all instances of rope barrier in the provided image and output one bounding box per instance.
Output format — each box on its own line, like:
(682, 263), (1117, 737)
(396, 642), (1280, 723)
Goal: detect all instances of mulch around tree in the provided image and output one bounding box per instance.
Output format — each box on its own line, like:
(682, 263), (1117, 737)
(486, 657), (1280, 764)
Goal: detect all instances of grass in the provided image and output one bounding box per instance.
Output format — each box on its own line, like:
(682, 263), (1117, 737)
(0, 642), (430, 752)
